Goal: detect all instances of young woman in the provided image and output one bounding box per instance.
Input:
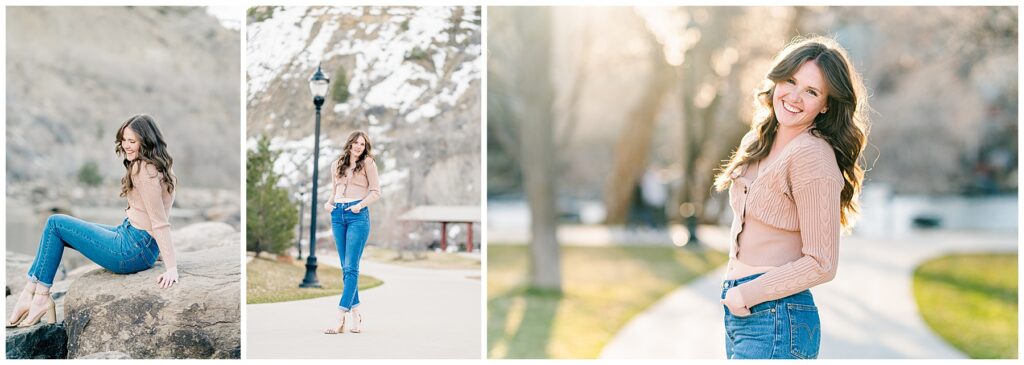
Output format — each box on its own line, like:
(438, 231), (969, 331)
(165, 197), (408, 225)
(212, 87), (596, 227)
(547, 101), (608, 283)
(7, 114), (179, 328)
(323, 130), (380, 335)
(714, 36), (870, 359)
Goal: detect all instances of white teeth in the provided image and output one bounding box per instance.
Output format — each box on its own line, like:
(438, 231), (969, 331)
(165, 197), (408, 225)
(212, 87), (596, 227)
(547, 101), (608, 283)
(782, 100), (801, 114)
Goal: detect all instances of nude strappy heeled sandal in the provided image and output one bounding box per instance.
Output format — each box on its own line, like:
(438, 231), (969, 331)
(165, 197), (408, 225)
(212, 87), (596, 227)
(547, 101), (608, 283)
(323, 314), (346, 335)
(349, 313), (363, 333)
(16, 288), (56, 327)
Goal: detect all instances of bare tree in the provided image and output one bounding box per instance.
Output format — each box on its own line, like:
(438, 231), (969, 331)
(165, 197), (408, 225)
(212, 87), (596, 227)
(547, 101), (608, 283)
(603, 10), (677, 225)
(489, 7), (562, 291)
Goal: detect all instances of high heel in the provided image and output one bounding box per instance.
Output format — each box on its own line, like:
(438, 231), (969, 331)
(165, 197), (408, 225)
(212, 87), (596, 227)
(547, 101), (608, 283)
(6, 288), (33, 327)
(17, 289), (56, 328)
(323, 314), (346, 335)
(6, 311), (28, 328)
(349, 313), (363, 333)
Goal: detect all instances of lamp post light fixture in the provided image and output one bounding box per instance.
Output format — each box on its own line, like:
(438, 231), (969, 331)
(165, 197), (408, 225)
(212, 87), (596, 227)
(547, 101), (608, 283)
(300, 63), (330, 288)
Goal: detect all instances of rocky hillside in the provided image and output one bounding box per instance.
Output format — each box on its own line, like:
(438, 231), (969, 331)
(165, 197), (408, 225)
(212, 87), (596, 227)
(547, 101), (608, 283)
(6, 7), (241, 190)
(246, 6), (482, 248)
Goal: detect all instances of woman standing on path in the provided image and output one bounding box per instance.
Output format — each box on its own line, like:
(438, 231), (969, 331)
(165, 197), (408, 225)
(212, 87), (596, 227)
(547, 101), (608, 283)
(7, 114), (180, 328)
(323, 130), (381, 335)
(714, 36), (870, 359)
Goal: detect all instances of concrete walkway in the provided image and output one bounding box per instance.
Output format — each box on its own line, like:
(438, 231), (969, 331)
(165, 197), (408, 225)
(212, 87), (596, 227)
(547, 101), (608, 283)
(600, 229), (1017, 359)
(246, 253), (481, 359)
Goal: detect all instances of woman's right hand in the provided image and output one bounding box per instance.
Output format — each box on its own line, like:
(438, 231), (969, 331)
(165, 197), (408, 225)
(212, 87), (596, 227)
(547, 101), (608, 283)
(721, 288), (751, 317)
(157, 267), (179, 289)
(324, 202), (335, 212)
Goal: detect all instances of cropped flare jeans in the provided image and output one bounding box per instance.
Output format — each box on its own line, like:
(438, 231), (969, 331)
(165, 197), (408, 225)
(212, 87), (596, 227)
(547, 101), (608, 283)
(330, 200), (370, 312)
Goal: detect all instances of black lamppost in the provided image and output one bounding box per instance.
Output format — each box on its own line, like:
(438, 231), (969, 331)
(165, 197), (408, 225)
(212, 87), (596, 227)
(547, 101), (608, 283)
(300, 63), (329, 288)
(295, 190), (305, 260)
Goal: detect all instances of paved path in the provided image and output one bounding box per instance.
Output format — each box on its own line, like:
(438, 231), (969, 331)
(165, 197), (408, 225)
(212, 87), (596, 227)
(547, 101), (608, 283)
(600, 229), (1017, 359)
(246, 253), (481, 359)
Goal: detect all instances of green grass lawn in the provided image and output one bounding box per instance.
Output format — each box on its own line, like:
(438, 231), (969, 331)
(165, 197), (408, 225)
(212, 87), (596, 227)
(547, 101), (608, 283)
(246, 256), (383, 304)
(362, 245), (481, 270)
(487, 245), (727, 359)
(913, 253), (1017, 359)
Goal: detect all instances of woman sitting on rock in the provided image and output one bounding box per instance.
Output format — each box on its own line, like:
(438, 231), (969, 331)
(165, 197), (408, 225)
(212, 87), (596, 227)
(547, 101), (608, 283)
(7, 114), (180, 328)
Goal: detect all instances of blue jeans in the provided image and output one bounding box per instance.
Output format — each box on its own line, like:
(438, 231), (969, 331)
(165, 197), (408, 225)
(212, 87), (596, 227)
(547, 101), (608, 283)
(722, 273), (821, 359)
(330, 200), (370, 312)
(27, 215), (160, 287)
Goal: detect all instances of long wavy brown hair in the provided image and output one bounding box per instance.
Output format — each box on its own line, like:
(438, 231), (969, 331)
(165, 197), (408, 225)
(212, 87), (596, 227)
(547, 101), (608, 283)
(335, 131), (373, 178)
(714, 35), (870, 229)
(115, 114), (176, 196)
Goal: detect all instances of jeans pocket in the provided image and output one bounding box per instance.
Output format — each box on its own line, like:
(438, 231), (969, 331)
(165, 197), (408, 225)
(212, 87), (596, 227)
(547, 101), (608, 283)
(787, 303), (821, 359)
(724, 300), (777, 358)
(118, 250), (149, 274)
(733, 299), (776, 318)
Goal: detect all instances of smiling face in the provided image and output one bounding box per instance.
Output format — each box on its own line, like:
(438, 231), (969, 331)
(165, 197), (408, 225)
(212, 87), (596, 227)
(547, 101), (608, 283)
(120, 126), (141, 161)
(772, 60), (829, 131)
(349, 136), (366, 158)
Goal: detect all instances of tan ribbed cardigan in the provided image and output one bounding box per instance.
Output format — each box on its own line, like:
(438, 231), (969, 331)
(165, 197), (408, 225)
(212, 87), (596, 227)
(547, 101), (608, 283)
(125, 161), (175, 248)
(330, 157), (381, 206)
(727, 130), (843, 308)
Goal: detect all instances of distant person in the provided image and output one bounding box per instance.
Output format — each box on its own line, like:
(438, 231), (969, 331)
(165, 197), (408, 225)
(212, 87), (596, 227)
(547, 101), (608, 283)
(713, 35), (870, 359)
(323, 130), (380, 335)
(629, 168), (668, 229)
(8, 115), (179, 328)
(628, 184), (649, 228)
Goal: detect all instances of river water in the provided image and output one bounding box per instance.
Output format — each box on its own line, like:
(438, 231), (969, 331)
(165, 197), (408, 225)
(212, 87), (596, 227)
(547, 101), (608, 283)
(6, 197), (200, 272)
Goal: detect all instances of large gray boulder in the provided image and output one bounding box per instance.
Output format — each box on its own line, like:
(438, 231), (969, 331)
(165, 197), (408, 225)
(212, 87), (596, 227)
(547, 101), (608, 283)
(172, 222), (237, 253)
(63, 223), (240, 359)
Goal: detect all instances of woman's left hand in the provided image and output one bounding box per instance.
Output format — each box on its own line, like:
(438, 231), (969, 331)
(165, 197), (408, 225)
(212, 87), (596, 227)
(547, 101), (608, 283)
(721, 288), (750, 317)
(345, 204), (363, 213)
(157, 267), (179, 289)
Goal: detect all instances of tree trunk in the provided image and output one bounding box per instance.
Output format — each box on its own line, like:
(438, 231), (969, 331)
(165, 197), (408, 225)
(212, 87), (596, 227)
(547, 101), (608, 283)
(511, 7), (561, 291)
(604, 12), (675, 225)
